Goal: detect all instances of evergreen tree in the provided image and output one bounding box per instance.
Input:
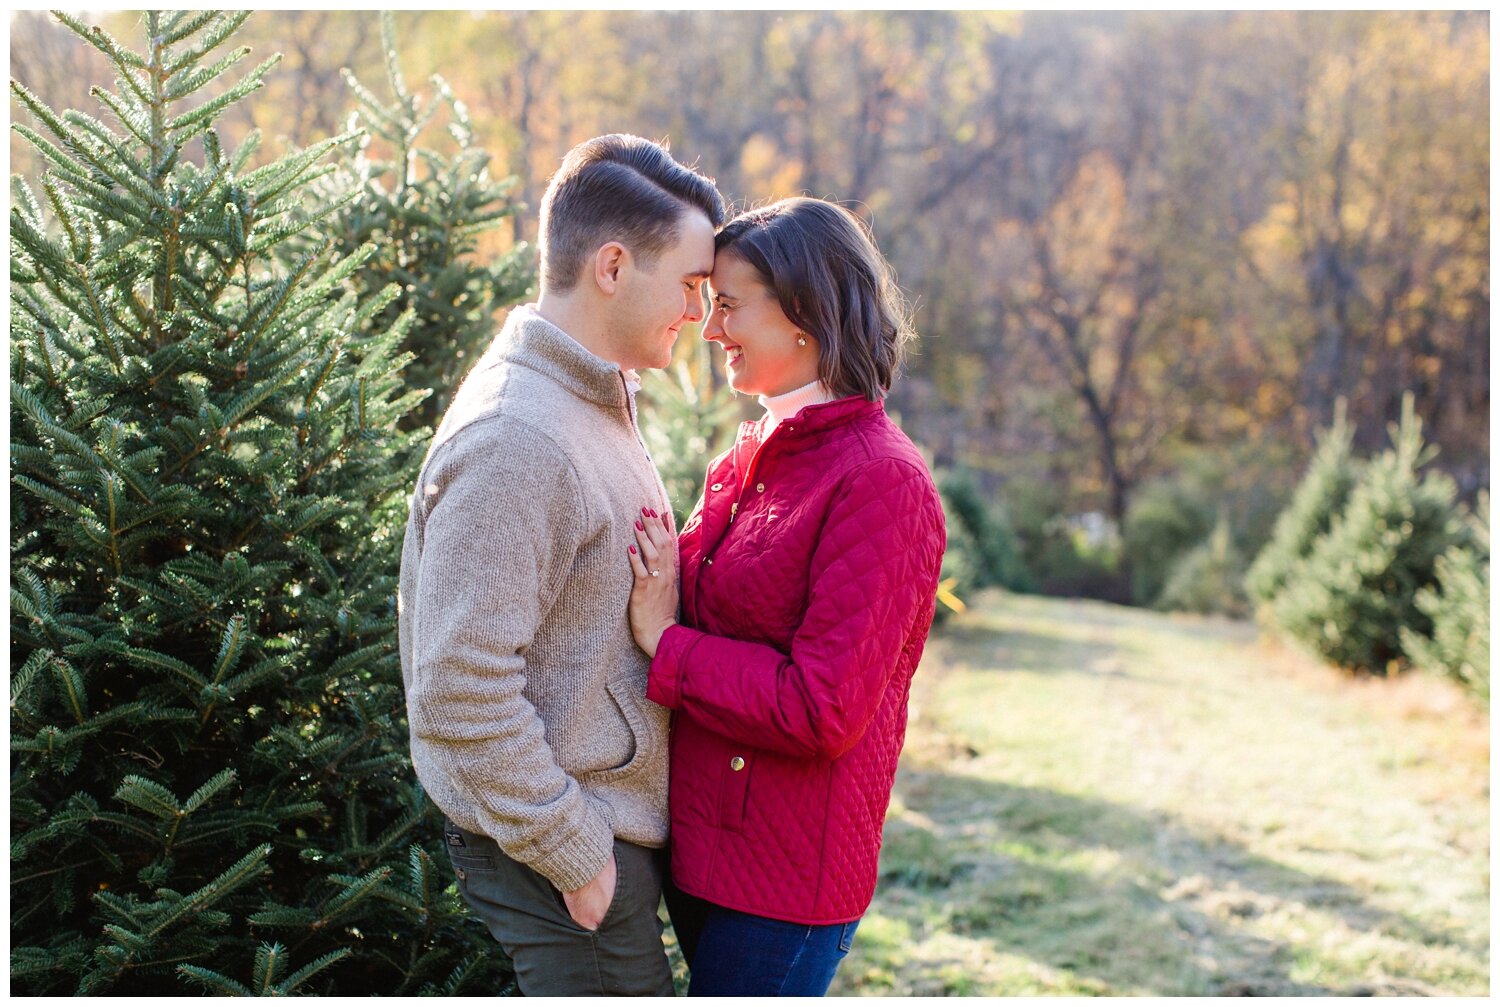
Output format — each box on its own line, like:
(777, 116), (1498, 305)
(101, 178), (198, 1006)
(1269, 394), (1464, 673)
(1156, 514), (1250, 617)
(937, 469), (1033, 592)
(1123, 478), (1215, 606)
(932, 491), (983, 624)
(315, 12), (534, 433)
(10, 11), (508, 994)
(1402, 494), (1489, 702)
(1245, 399), (1360, 612)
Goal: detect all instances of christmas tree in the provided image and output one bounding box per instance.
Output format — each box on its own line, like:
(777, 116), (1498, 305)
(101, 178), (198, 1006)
(314, 11), (534, 433)
(1269, 394), (1464, 673)
(1245, 399), (1360, 612)
(11, 11), (509, 993)
(1402, 494), (1489, 702)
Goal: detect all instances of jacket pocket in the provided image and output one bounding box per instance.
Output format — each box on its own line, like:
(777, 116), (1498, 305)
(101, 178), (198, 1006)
(717, 746), (752, 833)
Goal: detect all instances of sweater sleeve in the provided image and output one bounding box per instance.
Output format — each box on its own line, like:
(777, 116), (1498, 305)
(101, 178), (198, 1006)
(646, 456), (946, 760)
(404, 418), (614, 892)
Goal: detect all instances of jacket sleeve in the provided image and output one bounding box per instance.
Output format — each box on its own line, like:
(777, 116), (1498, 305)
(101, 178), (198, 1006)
(646, 456), (946, 760)
(403, 418), (614, 892)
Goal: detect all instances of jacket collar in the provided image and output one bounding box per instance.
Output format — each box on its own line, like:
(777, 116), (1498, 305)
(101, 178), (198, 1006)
(747, 394), (883, 449)
(490, 304), (631, 410)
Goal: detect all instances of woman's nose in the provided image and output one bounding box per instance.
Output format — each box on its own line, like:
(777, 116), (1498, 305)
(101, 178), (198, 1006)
(701, 310), (725, 342)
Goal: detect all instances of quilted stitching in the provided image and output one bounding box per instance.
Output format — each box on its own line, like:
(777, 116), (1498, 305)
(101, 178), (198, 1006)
(647, 397), (945, 924)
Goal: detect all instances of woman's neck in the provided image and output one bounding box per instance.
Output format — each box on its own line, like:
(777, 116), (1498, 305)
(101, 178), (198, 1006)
(760, 379), (835, 430)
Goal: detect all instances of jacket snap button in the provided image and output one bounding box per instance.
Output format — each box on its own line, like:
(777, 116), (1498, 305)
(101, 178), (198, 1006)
(730, 756), (746, 771)
(704, 557), (713, 566)
(455, 867), (466, 881)
(711, 482), (723, 491)
(756, 482), (765, 493)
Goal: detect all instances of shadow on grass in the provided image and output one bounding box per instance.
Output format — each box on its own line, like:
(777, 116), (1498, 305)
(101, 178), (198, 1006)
(869, 757), (1478, 996)
(854, 601), (1483, 995)
(937, 621), (1237, 694)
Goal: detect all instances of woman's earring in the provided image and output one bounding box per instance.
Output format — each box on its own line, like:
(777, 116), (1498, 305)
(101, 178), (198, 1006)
(797, 334), (808, 346)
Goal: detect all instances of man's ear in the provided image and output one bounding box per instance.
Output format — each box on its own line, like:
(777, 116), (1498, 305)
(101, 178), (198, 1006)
(592, 241), (629, 295)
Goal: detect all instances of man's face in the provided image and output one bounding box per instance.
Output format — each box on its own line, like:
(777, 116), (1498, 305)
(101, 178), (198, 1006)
(611, 209), (716, 370)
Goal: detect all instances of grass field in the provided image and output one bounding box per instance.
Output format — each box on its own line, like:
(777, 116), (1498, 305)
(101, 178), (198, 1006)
(824, 590), (1490, 996)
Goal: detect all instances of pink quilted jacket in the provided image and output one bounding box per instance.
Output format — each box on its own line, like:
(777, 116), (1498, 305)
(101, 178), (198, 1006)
(646, 395), (946, 924)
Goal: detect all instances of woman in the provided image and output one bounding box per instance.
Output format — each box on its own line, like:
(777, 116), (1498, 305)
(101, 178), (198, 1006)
(625, 197), (946, 996)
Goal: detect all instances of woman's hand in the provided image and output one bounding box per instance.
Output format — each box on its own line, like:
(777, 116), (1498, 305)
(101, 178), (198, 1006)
(627, 507), (678, 658)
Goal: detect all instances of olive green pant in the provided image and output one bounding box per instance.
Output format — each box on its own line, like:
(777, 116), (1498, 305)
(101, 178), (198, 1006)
(444, 820), (675, 996)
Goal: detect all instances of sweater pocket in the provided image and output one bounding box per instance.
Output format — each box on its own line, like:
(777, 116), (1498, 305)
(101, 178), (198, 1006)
(576, 678), (659, 785)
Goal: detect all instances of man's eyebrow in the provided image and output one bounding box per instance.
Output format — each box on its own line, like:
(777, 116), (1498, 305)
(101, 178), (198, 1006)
(683, 269), (712, 279)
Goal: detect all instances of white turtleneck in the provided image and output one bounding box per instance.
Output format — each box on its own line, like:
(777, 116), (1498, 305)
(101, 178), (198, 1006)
(759, 379), (835, 434)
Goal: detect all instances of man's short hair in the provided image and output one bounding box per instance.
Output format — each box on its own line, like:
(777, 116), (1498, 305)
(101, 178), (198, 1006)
(539, 134), (726, 293)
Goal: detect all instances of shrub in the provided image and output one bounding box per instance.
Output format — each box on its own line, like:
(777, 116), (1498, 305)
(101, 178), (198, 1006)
(1156, 516), (1250, 617)
(1269, 395), (1464, 673)
(933, 491), (985, 624)
(937, 469), (1034, 592)
(1122, 479), (1215, 606)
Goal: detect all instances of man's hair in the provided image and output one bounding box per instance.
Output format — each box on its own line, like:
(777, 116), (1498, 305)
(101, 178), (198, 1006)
(715, 197), (915, 401)
(539, 134), (726, 293)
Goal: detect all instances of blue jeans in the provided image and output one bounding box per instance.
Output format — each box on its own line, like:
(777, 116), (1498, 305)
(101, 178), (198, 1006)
(665, 881), (860, 996)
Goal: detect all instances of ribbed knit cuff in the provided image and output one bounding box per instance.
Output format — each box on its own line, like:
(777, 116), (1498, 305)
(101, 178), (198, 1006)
(519, 808), (615, 893)
(646, 623), (699, 710)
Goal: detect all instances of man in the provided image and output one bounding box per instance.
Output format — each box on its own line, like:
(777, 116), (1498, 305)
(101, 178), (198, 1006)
(398, 134), (723, 995)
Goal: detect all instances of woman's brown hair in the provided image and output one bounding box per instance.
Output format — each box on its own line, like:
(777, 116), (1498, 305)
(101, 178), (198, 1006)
(714, 197), (914, 401)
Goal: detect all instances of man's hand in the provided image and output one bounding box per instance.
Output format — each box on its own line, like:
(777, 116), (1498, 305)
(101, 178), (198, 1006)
(561, 850), (617, 931)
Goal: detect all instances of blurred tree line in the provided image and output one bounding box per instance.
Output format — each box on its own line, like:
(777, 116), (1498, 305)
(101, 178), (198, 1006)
(12, 9), (1487, 605)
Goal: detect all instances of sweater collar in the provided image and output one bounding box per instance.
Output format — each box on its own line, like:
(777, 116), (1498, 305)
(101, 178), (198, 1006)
(492, 304), (632, 410)
(759, 380), (836, 430)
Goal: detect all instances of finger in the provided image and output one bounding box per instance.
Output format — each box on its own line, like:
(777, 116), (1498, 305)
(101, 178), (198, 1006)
(634, 523), (661, 569)
(645, 510), (673, 550)
(628, 543), (649, 580)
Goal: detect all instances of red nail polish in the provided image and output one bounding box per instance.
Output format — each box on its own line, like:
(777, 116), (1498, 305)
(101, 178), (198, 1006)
(648, 508), (657, 518)
(629, 545), (636, 554)
(642, 507), (650, 516)
(635, 520), (644, 531)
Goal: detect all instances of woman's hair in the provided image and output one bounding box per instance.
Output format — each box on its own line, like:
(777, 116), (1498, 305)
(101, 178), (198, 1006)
(714, 197), (914, 401)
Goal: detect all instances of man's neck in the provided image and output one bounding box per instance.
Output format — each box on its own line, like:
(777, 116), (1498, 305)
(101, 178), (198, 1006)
(535, 291), (622, 369)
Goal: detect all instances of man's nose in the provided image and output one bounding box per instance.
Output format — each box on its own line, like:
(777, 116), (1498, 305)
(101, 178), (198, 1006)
(684, 289), (706, 323)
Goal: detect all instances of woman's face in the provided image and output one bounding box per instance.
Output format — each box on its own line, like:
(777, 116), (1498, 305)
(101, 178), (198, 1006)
(702, 251), (820, 398)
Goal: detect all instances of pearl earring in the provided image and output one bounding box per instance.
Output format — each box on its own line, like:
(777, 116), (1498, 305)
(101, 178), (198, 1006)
(797, 334), (807, 346)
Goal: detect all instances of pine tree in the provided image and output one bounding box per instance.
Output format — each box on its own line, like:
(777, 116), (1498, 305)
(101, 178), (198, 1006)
(1245, 399), (1360, 612)
(10, 11), (508, 994)
(1402, 493), (1489, 702)
(314, 11), (534, 433)
(1269, 394), (1464, 673)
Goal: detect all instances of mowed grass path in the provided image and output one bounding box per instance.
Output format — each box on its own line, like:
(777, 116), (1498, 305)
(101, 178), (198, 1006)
(830, 590), (1489, 996)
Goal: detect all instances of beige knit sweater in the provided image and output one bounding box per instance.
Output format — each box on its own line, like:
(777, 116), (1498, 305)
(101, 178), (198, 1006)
(398, 306), (673, 892)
